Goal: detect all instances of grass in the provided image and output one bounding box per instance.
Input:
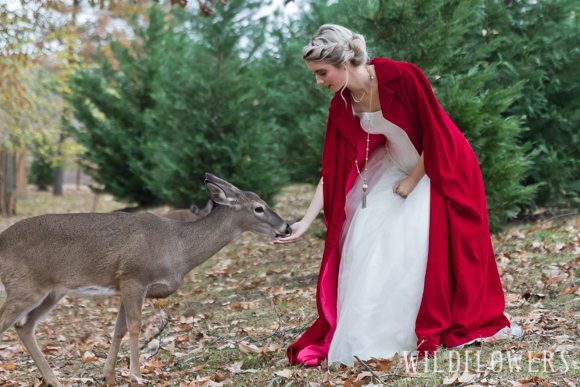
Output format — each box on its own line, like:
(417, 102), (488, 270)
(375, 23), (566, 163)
(0, 184), (578, 386)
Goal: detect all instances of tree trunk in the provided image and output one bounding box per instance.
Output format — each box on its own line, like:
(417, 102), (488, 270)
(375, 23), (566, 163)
(53, 134), (64, 196)
(0, 150), (6, 216)
(53, 166), (64, 196)
(15, 152), (28, 197)
(0, 150), (17, 216)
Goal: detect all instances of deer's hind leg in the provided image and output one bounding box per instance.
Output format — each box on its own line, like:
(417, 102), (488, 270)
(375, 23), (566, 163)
(103, 302), (127, 385)
(0, 286), (49, 338)
(14, 291), (64, 387)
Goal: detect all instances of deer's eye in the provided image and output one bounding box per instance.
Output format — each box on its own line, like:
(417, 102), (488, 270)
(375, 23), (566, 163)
(254, 206), (264, 214)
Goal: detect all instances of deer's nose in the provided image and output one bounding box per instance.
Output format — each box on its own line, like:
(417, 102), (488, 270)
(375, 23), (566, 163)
(285, 224), (292, 236)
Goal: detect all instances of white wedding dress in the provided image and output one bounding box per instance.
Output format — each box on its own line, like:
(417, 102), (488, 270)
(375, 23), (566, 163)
(327, 110), (431, 366)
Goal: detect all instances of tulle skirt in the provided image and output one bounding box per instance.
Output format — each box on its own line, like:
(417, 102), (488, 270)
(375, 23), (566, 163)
(328, 146), (431, 366)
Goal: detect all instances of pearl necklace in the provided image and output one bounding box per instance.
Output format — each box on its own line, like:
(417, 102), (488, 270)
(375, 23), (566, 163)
(353, 66), (375, 209)
(351, 90), (366, 103)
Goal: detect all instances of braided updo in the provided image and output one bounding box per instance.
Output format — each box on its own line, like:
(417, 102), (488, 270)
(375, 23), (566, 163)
(302, 24), (368, 67)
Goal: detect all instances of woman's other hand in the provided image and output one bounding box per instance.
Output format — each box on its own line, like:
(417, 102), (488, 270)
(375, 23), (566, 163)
(273, 220), (308, 244)
(393, 176), (419, 198)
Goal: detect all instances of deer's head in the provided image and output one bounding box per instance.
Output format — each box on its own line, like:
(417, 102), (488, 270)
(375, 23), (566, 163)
(204, 173), (291, 239)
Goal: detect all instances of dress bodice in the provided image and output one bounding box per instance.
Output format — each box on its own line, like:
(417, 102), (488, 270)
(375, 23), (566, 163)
(356, 110), (420, 175)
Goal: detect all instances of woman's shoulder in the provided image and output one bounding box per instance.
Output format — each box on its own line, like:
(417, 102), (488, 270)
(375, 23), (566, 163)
(372, 57), (424, 79)
(372, 58), (434, 95)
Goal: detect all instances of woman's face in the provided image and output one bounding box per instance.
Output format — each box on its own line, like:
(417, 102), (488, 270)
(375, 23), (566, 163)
(305, 61), (346, 93)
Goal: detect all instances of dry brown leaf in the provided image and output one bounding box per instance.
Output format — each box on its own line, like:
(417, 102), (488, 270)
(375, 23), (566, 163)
(560, 286), (578, 295)
(344, 380), (365, 387)
(81, 350), (97, 363)
(443, 371), (460, 385)
(526, 351), (546, 360)
(512, 376), (550, 387)
(355, 371), (374, 381)
(238, 342), (261, 354)
(457, 370), (479, 383)
(174, 324), (194, 332)
(0, 362), (17, 371)
(551, 343), (577, 352)
(261, 343), (282, 353)
(366, 357), (394, 371)
(144, 359), (165, 367)
(175, 335), (191, 344)
(267, 285), (284, 296)
(43, 345), (60, 355)
(212, 371), (230, 383)
(274, 369), (292, 378)
(224, 361), (243, 374)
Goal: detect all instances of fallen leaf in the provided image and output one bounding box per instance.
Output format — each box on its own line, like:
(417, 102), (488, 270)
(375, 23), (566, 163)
(274, 369), (292, 378)
(355, 371), (374, 381)
(366, 357), (394, 371)
(81, 350), (98, 363)
(443, 371), (460, 385)
(512, 376), (550, 386)
(458, 370), (479, 383)
(0, 362), (17, 371)
(239, 342), (261, 354)
(224, 361), (243, 374)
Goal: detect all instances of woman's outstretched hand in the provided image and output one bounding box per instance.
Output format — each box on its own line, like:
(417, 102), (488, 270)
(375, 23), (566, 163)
(393, 176), (419, 198)
(273, 220), (308, 244)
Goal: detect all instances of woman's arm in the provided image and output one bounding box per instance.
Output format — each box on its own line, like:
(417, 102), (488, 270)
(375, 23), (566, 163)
(301, 177), (324, 227)
(273, 177), (323, 244)
(410, 152), (425, 182)
(393, 153), (425, 198)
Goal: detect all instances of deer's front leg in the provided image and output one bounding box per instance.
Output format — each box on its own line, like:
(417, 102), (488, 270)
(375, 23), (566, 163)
(120, 283), (146, 385)
(103, 303), (127, 385)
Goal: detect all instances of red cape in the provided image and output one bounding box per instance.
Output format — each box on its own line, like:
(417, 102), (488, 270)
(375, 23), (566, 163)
(287, 58), (509, 366)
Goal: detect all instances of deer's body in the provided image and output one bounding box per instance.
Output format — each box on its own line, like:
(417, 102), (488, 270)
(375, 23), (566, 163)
(0, 174), (290, 386)
(0, 209), (234, 300)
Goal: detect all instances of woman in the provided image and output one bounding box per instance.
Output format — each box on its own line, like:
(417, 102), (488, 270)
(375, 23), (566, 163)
(274, 24), (519, 366)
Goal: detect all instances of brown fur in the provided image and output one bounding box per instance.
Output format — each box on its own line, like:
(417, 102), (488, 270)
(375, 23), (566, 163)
(162, 200), (213, 221)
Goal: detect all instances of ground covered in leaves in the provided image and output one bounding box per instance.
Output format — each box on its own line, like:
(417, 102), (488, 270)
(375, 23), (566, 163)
(0, 185), (578, 386)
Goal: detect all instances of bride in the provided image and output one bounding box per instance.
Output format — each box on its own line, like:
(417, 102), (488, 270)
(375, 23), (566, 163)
(275, 24), (521, 366)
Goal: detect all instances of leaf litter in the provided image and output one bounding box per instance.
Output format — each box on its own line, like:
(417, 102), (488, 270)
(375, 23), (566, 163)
(0, 187), (578, 385)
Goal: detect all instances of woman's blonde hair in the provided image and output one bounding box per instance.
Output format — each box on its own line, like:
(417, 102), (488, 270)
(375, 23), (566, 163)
(302, 24), (368, 67)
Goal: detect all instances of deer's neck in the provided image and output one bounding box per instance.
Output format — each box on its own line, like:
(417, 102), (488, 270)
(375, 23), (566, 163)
(177, 205), (243, 274)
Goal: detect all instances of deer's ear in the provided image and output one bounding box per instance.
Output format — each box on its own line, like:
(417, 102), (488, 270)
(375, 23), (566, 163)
(202, 199), (214, 214)
(206, 182), (241, 206)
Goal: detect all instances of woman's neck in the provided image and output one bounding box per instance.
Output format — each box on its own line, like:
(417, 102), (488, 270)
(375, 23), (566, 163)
(348, 65), (372, 96)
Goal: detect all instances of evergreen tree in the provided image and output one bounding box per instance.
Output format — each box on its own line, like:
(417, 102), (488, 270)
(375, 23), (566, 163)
(483, 0), (579, 206)
(141, 0), (285, 206)
(29, 155), (55, 191)
(68, 2), (286, 207)
(67, 10), (162, 204)
(257, 9), (333, 183)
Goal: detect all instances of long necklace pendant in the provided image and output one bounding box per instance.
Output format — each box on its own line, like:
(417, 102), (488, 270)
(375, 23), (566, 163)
(362, 183), (368, 209)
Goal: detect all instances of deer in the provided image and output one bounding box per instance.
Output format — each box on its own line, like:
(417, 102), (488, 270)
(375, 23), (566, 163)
(162, 200), (214, 222)
(0, 173), (291, 386)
